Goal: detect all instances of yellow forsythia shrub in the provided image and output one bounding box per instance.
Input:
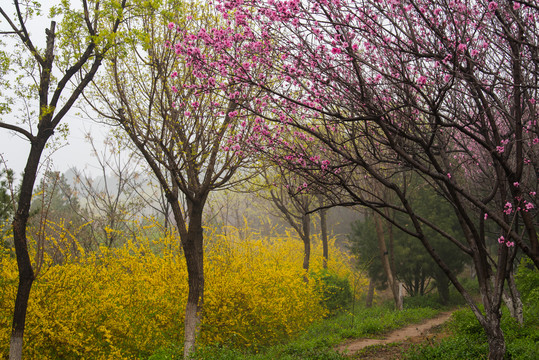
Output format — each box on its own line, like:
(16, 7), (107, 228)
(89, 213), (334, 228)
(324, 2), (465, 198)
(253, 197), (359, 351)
(203, 231), (324, 348)
(1, 232), (186, 360)
(0, 224), (363, 359)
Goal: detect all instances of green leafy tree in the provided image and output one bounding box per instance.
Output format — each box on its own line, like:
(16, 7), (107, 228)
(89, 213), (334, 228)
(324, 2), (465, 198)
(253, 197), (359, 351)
(0, 169), (15, 222)
(350, 181), (467, 304)
(0, 1), (126, 358)
(0, 42), (12, 116)
(408, 184), (468, 304)
(30, 171), (82, 224)
(28, 170), (90, 263)
(349, 213), (388, 288)
(0, 168), (16, 246)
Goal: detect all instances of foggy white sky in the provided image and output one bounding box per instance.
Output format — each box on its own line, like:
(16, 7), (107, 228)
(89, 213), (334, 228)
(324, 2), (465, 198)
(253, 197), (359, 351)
(0, 1), (110, 180)
(1, 118), (109, 179)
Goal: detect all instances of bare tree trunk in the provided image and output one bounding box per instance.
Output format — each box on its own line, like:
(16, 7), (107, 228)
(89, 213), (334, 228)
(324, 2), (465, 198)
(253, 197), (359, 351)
(484, 310), (506, 360)
(373, 212), (402, 310)
(182, 205), (205, 359)
(502, 270), (524, 325)
(8, 277), (33, 360)
(433, 268), (451, 305)
(9, 139), (49, 360)
(365, 279), (375, 308)
(320, 207), (328, 269)
(301, 212), (311, 274)
(183, 240), (204, 359)
(164, 201), (170, 233)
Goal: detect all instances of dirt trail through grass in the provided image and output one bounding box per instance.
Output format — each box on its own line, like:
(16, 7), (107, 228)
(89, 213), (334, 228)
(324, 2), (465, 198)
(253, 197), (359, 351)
(336, 310), (454, 356)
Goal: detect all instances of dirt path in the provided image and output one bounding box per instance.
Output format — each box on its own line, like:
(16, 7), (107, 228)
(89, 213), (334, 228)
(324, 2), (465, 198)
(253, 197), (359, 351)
(336, 310), (454, 357)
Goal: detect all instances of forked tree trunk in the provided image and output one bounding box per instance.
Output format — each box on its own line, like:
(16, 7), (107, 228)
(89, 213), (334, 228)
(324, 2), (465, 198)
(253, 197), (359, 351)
(373, 213), (402, 310)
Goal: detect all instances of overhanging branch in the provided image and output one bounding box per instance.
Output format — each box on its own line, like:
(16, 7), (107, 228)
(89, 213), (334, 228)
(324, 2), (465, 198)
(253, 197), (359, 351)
(0, 122), (35, 142)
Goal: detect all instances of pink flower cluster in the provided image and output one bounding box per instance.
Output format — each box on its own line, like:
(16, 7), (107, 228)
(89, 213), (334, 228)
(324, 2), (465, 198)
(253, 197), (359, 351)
(497, 235), (514, 248)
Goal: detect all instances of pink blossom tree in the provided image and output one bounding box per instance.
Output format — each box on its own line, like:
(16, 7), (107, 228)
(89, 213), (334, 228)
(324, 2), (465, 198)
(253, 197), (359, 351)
(86, 2), (262, 356)
(181, 0), (539, 358)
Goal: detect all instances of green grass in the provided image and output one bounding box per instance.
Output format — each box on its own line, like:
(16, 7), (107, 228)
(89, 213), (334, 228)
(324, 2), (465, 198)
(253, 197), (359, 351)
(151, 300), (539, 360)
(402, 260), (539, 359)
(149, 301), (442, 360)
(150, 265), (538, 360)
(402, 306), (539, 359)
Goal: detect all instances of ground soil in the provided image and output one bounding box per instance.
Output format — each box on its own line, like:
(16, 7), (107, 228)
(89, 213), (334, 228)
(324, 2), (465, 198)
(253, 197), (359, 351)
(335, 310), (454, 359)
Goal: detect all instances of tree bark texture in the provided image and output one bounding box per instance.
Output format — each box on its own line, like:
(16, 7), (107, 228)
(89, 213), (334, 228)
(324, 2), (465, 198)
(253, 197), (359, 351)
(320, 208), (328, 269)
(502, 270), (524, 325)
(182, 204), (205, 359)
(373, 213), (402, 310)
(9, 138), (49, 360)
(301, 212), (311, 273)
(485, 310), (506, 360)
(365, 279), (375, 308)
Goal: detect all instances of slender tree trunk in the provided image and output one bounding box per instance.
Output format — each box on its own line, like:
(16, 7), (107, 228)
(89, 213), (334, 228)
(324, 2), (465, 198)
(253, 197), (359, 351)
(320, 207), (328, 269)
(8, 277), (33, 360)
(301, 212), (311, 274)
(437, 278), (450, 305)
(373, 213), (402, 310)
(365, 279), (375, 308)
(471, 238), (509, 359)
(502, 270), (524, 325)
(464, 254), (508, 360)
(414, 265), (420, 296)
(183, 245), (204, 359)
(433, 268), (450, 305)
(385, 209), (395, 276)
(9, 139), (48, 360)
(182, 206), (205, 359)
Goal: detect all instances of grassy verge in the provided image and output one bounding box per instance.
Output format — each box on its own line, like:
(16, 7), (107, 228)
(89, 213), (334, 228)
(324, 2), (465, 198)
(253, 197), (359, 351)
(150, 302), (442, 360)
(403, 260), (539, 360)
(401, 306), (539, 360)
